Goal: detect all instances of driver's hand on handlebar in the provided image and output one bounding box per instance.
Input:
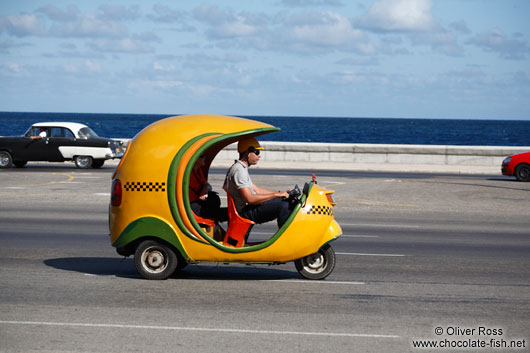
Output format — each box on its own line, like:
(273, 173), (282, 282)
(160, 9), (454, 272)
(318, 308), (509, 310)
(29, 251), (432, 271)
(277, 191), (290, 199)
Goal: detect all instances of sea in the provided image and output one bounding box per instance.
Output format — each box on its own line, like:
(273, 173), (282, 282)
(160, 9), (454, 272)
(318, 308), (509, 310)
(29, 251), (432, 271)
(0, 111), (529, 146)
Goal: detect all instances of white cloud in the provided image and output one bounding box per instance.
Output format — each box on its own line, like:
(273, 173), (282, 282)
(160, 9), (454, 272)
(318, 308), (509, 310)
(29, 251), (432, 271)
(411, 30), (463, 56)
(36, 5), (79, 22)
(213, 15), (262, 38)
(2, 6), (138, 42)
(193, 4), (228, 25)
(289, 12), (374, 54)
(97, 5), (140, 21)
(281, 0), (344, 7)
(48, 13), (129, 38)
(89, 38), (154, 53)
(63, 60), (102, 74)
(194, 8), (375, 56)
(153, 62), (177, 72)
(449, 20), (470, 35)
(357, 0), (437, 32)
(0, 13), (45, 37)
(151, 80), (184, 89)
(468, 28), (529, 60)
(190, 84), (217, 96)
(0, 39), (31, 53)
(1, 62), (29, 76)
(147, 4), (185, 23)
(194, 5), (266, 39)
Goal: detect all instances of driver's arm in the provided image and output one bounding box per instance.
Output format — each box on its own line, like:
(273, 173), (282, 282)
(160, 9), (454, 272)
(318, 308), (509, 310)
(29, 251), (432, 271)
(239, 186), (288, 205)
(253, 184), (279, 195)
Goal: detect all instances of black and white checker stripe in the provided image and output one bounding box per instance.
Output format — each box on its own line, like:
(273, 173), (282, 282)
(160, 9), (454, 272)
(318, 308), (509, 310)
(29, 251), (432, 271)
(124, 181), (166, 192)
(303, 205), (334, 216)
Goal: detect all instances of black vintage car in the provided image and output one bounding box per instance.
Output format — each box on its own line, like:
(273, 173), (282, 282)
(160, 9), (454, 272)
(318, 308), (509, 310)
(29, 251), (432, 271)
(0, 122), (125, 169)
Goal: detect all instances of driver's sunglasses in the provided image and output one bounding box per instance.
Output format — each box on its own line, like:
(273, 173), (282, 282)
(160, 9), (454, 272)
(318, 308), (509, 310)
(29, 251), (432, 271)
(249, 148), (260, 156)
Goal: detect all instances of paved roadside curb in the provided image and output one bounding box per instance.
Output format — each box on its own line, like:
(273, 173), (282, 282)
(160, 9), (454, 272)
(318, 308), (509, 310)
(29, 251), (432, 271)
(19, 159), (501, 176)
(210, 160), (500, 175)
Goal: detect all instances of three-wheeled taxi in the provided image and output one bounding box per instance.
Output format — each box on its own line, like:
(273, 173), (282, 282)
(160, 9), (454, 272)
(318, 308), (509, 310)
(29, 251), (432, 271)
(109, 114), (342, 280)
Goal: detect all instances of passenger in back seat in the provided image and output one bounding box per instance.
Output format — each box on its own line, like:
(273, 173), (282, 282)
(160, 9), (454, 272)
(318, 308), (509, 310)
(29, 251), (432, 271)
(189, 155), (227, 222)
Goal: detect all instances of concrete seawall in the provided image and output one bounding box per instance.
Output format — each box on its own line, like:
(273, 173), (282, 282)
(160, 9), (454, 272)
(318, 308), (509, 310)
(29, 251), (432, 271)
(117, 139), (529, 174)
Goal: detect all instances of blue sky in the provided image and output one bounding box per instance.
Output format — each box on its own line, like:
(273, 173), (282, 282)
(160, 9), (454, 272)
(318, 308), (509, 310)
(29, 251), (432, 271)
(1, 0), (529, 119)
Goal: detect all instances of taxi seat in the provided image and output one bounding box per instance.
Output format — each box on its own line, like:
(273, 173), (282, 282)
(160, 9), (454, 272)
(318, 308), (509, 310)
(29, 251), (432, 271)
(193, 213), (216, 237)
(224, 193), (255, 247)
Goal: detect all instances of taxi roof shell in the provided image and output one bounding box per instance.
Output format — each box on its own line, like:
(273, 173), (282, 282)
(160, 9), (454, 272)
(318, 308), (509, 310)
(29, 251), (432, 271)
(124, 114), (278, 166)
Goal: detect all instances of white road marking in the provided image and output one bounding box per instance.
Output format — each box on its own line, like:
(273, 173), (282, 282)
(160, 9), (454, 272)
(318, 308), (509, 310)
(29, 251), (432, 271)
(337, 252), (406, 257)
(339, 223), (420, 229)
(265, 279), (366, 285)
(0, 320), (399, 339)
(241, 232), (379, 238)
(84, 273), (139, 278)
(4, 187), (27, 189)
(93, 193), (110, 196)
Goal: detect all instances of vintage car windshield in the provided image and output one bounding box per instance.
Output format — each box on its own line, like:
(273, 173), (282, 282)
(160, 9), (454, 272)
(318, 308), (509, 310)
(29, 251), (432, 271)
(25, 127), (44, 137)
(78, 127), (99, 139)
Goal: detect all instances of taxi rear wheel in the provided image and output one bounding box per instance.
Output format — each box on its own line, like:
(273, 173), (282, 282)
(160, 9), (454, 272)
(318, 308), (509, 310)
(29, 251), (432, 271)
(295, 244), (335, 280)
(134, 240), (178, 280)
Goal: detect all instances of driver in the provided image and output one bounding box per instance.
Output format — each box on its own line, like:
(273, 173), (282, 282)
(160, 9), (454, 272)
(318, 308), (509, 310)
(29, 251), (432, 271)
(223, 137), (292, 228)
(30, 127), (47, 140)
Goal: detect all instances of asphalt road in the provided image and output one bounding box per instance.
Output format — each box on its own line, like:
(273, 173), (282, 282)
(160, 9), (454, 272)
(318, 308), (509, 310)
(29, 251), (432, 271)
(1, 165), (529, 353)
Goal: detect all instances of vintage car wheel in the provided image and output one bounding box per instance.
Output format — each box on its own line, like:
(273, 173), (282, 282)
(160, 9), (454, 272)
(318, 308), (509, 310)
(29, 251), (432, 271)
(295, 244), (335, 280)
(0, 151), (13, 168)
(74, 155), (93, 169)
(91, 159), (105, 169)
(13, 161), (27, 168)
(514, 164), (530, 182)
(134, 240), (178, 280)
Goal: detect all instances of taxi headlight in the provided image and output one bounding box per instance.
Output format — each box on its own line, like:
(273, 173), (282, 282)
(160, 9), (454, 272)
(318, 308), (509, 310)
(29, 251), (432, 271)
(326, 192), (336, 206)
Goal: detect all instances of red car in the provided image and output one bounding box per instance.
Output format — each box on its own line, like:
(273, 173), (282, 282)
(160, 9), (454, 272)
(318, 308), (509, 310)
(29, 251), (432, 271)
(502, 152), (530, 181)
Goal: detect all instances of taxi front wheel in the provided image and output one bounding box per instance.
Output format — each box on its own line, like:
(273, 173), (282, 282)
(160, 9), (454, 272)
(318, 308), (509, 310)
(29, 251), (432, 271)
(295, 244), (335, 280)
(134, 240), (178, 280)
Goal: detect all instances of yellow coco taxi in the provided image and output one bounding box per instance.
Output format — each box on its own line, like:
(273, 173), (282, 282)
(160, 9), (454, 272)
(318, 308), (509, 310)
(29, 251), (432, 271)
(109, 114), (342, 280)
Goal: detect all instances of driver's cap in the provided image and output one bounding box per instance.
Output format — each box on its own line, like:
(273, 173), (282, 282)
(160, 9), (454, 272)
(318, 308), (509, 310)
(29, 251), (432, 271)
(237, 137), (264, 153)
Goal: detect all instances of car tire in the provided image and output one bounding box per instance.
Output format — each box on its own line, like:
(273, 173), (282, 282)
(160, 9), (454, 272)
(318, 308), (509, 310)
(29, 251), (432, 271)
(134, 240), (178, 280)
(294, 244), (336, 280)
(0, 151), (13, 168)
(514, 164), (530, 182)
(92, 159), (105, 169)
(74, 155), (93, 169)
(13, 161), (27, 168)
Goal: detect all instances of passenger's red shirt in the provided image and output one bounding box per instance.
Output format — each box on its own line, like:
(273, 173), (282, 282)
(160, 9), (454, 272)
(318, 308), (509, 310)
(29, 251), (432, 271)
(189, 167), (206, 202)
